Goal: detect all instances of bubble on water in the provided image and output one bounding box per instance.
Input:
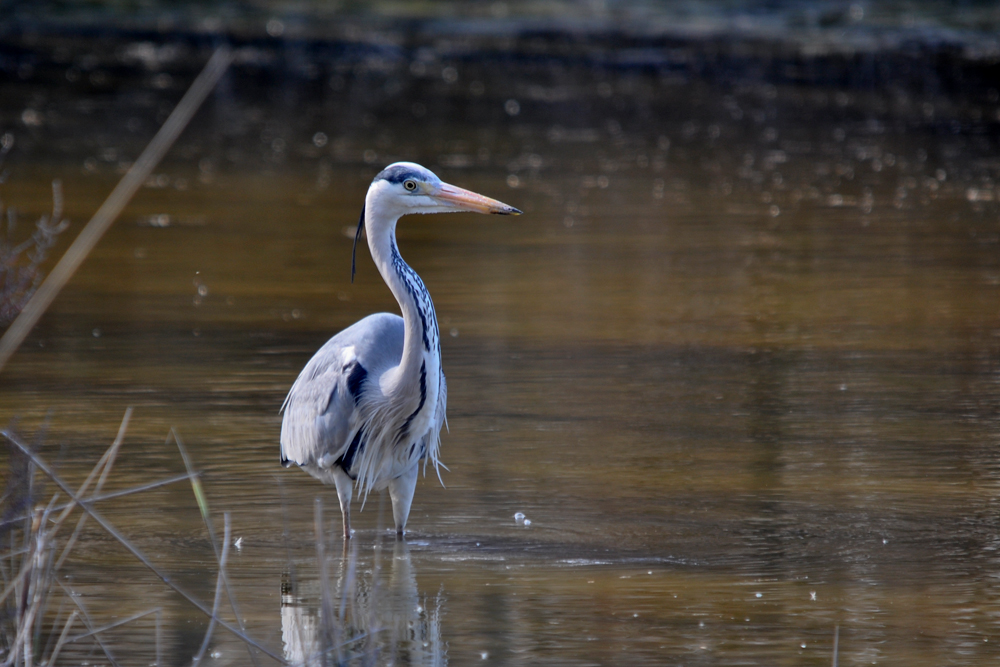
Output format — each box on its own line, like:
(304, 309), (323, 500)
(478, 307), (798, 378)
(21, 109), (42, 127)
(514, 512), (525, 522)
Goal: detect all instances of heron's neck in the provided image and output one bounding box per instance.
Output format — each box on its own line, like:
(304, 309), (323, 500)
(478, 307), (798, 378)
(367, 217), (439, 394)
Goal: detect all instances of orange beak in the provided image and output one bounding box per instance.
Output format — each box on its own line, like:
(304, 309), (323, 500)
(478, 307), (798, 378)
(433, 182), (522, 215)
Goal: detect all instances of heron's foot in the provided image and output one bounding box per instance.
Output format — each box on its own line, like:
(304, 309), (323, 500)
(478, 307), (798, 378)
(342, 518), (353, 540)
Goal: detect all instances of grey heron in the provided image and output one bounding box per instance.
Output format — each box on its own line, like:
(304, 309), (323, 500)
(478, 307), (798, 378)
(280, 162), (521, 538)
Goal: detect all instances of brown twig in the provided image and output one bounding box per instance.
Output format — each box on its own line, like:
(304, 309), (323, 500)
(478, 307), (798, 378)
(0, 45), (232, 374)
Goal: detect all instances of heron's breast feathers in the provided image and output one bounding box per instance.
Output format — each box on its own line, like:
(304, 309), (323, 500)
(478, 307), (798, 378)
(280, 355), (447, 499)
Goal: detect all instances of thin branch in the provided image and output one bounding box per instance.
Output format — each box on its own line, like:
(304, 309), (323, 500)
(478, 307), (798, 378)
(64, 606), (159, 643)
(193, 513), (230, 664)
(0, 45), (232, 374)
(54, 407), (132, 571)
(0, 472), (199, 532)
(171, 429), (260, 667)
(56, 580), (122, 667)
(45, 609), (78, 666)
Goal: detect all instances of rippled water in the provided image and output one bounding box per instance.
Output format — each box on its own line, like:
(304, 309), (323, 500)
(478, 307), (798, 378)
(2, 11), (1000, 665)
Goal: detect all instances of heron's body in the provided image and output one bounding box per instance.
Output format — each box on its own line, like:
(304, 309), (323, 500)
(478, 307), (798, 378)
(280, 162), (519, 537)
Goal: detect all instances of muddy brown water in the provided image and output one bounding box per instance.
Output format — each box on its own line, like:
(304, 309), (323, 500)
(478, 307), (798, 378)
(2, 19), (1000, 666)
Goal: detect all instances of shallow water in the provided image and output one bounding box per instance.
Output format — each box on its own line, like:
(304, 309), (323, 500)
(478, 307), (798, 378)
(2, 12), (1000, 666)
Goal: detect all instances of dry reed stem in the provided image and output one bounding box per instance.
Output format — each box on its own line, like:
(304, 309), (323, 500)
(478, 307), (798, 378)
(43, 609), (76, 666)
(54, 407), (132, 571)
(0, 429), (284, 663)
(63, 605), (159, 644)
(55, 581), (122, 667)
(0, 473), (199, 535)
(172, 429), (260, 667)
(193, 512), (231, 664)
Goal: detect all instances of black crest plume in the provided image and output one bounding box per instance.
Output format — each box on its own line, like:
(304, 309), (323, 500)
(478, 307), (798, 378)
(351, 204), (365, 283)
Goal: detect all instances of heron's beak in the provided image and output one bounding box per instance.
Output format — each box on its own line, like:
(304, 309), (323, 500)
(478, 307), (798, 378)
(433, 183), (522, 215)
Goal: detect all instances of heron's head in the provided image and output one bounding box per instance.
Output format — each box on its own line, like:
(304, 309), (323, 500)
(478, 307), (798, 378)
(367, 162), (521, 218)
(352, 162), (521, 281)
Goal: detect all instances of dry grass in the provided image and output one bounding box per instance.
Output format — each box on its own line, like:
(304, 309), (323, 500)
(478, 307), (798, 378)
(0, 410), (285, 666)
(0, 135), (70, 328)
(0, 413), (446, 666)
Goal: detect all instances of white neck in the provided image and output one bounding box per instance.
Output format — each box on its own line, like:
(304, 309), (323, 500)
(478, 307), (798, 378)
(364, 200), (440, 399)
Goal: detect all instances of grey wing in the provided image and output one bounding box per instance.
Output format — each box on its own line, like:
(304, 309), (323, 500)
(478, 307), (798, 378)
(280, 313), (404, 470)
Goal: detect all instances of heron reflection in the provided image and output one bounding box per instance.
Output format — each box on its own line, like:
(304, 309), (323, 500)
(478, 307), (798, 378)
(281, 537), (446, 666)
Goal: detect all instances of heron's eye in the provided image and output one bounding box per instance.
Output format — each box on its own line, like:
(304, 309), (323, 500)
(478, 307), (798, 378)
(403, 179), (418, 191)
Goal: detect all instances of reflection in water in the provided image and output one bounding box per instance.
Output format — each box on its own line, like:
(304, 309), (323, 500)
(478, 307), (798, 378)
(282, 538), (446, 666)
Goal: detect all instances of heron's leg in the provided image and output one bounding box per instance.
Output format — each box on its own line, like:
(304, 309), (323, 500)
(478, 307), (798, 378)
(387, 464), (418, 535)
(332, 467), (354, 539)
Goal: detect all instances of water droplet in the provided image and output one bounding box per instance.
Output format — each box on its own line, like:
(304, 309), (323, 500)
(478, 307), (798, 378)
(266, 18), (285, 37)
(504, 99), (520, 116)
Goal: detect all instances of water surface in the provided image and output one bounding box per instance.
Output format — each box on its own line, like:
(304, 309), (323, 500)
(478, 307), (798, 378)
(2, 14), (1000, 665)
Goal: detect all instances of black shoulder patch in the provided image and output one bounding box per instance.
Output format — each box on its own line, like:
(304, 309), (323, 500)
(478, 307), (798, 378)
(374, 164), (419, 184)
(337, 429), (365, 479)
(346, 362), (368, 405)
(399, 360), (427, 441)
